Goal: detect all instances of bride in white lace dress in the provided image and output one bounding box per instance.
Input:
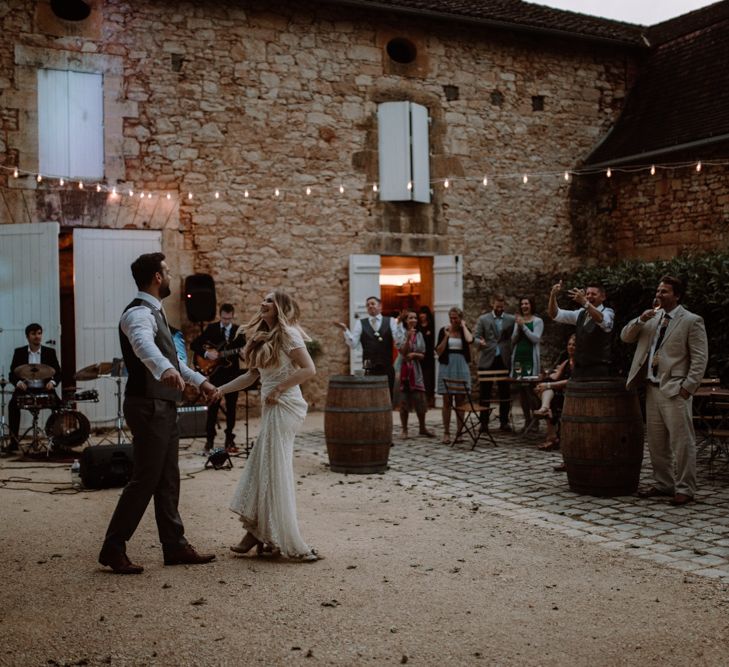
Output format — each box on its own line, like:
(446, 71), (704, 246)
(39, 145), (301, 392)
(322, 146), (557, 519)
(214, 290), (319, 561)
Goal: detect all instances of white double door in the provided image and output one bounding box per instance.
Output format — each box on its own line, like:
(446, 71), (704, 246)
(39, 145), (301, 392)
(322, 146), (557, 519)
(0, 224), (161, 428)
(347, 254), (463, 373)
(0, 223), (61, 432)
(73, 229), (161, 424)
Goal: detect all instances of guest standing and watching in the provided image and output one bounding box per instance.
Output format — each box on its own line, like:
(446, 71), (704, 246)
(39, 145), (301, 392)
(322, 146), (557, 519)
(622, 276), (708, 506)
(436, 308), (473, 445)
(474, 295), (515, 432)
(335, 296), (398, 399)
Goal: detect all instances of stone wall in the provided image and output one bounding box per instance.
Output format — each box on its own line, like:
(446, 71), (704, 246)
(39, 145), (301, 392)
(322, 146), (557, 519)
(0, 0), (638, 405)
(576, 165), (729, 263)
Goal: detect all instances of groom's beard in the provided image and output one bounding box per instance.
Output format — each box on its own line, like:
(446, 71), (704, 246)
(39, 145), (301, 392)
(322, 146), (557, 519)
(160, 283), (171, 299)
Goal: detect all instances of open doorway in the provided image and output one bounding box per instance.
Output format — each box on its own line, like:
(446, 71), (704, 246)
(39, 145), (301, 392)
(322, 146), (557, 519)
(379, 255), (433, 316)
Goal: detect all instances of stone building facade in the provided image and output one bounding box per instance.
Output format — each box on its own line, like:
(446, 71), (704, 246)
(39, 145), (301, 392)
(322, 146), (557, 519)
(4, 0), (722, 407)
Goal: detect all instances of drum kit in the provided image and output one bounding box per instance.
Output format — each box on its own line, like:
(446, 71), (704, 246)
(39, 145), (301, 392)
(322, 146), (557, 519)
(0, 360), (127, 456)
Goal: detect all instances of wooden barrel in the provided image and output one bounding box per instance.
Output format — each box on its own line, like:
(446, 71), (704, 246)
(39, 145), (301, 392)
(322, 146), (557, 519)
(560, 378), (644, 497)
(324, 375), (393, 474)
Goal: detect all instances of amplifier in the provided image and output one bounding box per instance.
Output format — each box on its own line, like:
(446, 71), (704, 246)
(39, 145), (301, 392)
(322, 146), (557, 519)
(177, 405), (208, 439)
(80, 443), (133, 489)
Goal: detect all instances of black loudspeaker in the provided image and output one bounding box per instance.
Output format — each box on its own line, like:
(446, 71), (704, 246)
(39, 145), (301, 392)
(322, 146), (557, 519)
(184, 273), (216, 322)
(79, 443), (133, 489)
(177, 405), (208, 439)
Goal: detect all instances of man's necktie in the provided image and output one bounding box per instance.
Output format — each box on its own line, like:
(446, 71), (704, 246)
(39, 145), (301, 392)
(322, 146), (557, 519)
(651, 314), (671, 371)
(370, 317), (378, 331)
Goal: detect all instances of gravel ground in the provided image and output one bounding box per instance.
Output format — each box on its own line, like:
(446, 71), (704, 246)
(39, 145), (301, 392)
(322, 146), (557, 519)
(2, 413), (729, 666)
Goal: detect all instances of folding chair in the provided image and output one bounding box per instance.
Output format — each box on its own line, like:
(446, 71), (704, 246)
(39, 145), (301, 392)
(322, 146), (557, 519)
(442, 378), (497, 449)
(477, 369), (514, 430)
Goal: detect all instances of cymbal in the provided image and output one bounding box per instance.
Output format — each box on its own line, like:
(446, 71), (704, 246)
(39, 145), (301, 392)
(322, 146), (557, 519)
(14, 363), (55, 382)
(74, 361), (117, 381)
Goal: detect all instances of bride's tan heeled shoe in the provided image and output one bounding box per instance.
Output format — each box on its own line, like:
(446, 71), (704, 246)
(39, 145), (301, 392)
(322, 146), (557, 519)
(230, 533), (261, 555)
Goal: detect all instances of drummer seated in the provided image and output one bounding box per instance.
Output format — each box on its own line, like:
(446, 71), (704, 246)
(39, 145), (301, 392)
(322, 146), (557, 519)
(8, 323), (61, 449)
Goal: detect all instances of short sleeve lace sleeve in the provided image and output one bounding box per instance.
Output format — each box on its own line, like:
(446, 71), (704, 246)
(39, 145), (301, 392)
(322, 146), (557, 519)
(284, 326), (306, 353)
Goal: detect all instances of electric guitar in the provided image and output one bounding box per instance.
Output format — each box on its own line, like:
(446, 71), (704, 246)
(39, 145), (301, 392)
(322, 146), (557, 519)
(194, 343), (245, 376)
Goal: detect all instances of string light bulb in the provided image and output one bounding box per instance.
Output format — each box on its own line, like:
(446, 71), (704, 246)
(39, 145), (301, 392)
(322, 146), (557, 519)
(407, 181), (413, 191)
(606, 167), (612, 178)
(650, 165), (656, 176)
(306, 186), (311, 196)
(244, 189), (249, 198)
(215, 191), (220, 199)
(187, 192), (193, 200)
(522, 174), (528, 184)
(444, 178), (449, 188)
(339, 183), (344, 194)
(147, 193), (152, 199)
(78, 181), (84, 190)
(372, 183), (378, 193)
(36, 174), (42, 183)
(13, 167), (18, 178)
(696, 161), (702, 173)
(564, 171), (570, 181)
(140, 191), (144, 198)
(128, 189), (133, 196)
(96, 183), (101, 192)
(274, 188), (280, 197)
(59, 178), (64, 186)
(482, 176), (488, 187)
(111, 186), (117, 196)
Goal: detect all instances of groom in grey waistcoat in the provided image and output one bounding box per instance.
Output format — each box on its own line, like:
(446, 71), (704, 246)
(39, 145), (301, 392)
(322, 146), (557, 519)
(98, 252), (217, 574)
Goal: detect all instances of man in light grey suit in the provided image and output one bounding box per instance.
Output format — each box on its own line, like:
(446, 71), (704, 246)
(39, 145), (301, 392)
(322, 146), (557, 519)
(474, 294), (516, 431)
(621, 275), (708, 506)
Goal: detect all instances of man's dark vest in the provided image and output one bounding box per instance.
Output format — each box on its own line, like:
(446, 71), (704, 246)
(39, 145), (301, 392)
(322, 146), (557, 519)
(120, 298), (182, 402)
(361, 317), (394, 370)
(574, 308), (612, 374)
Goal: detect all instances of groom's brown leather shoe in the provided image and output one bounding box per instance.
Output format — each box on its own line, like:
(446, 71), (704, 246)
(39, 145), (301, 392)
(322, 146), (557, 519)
(98, 547), (144, 574)
(163, 544), (216, 566)
(670, 493), (694, 506)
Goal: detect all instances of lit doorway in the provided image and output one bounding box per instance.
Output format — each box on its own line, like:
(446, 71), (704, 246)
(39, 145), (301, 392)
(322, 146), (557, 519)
(348, 254), (462, 375)
(379, 255), (433, 316)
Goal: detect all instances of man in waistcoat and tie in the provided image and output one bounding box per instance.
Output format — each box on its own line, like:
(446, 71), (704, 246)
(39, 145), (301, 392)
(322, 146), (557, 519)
(98, 253), (217, 574)
(547, 280), (615, 378)
(622, 275), (707, 506)
(335, 296), (400, 400)
(547, 280), (615, 473)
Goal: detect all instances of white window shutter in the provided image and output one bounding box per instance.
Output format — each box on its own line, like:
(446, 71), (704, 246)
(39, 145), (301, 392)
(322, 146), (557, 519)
(38, 69), (70, 178)
(410, 102), (431, 203)
(378, 102), (411, 201)
(37, 69), (104, 180)
(69, 71), (104, 179)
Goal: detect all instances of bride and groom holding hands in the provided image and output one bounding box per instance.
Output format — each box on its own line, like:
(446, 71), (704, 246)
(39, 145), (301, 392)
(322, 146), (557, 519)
(98, 252), (319, 574)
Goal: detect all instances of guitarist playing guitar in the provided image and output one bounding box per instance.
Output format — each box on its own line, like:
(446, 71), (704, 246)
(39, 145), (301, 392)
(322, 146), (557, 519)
(191, 303), (246, 452)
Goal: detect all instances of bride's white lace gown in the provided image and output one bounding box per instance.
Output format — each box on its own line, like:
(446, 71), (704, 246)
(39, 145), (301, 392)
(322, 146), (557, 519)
(230, 326), (314, 559)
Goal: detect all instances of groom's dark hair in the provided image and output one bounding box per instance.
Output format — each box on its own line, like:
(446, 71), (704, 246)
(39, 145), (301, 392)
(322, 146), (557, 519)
(131, 252), (166, 290)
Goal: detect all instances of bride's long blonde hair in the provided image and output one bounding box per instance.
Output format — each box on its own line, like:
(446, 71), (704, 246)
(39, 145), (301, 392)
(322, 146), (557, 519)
(241, 290), (309, 369)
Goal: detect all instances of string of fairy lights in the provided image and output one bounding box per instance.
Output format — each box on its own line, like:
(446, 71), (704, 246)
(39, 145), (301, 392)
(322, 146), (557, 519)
(0, 158), (725, 205)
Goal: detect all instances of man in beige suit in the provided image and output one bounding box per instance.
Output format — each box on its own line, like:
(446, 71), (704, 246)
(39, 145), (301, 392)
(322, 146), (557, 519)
(621, 275), (708, 506)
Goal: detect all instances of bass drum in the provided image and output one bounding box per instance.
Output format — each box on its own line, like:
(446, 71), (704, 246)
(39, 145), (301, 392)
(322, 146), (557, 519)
(45, 410), (91, 448)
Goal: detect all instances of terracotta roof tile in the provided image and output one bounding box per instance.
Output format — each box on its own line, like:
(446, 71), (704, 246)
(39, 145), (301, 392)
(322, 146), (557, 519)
(324, 0), (646, 45)
(587, 10), (729, 165)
